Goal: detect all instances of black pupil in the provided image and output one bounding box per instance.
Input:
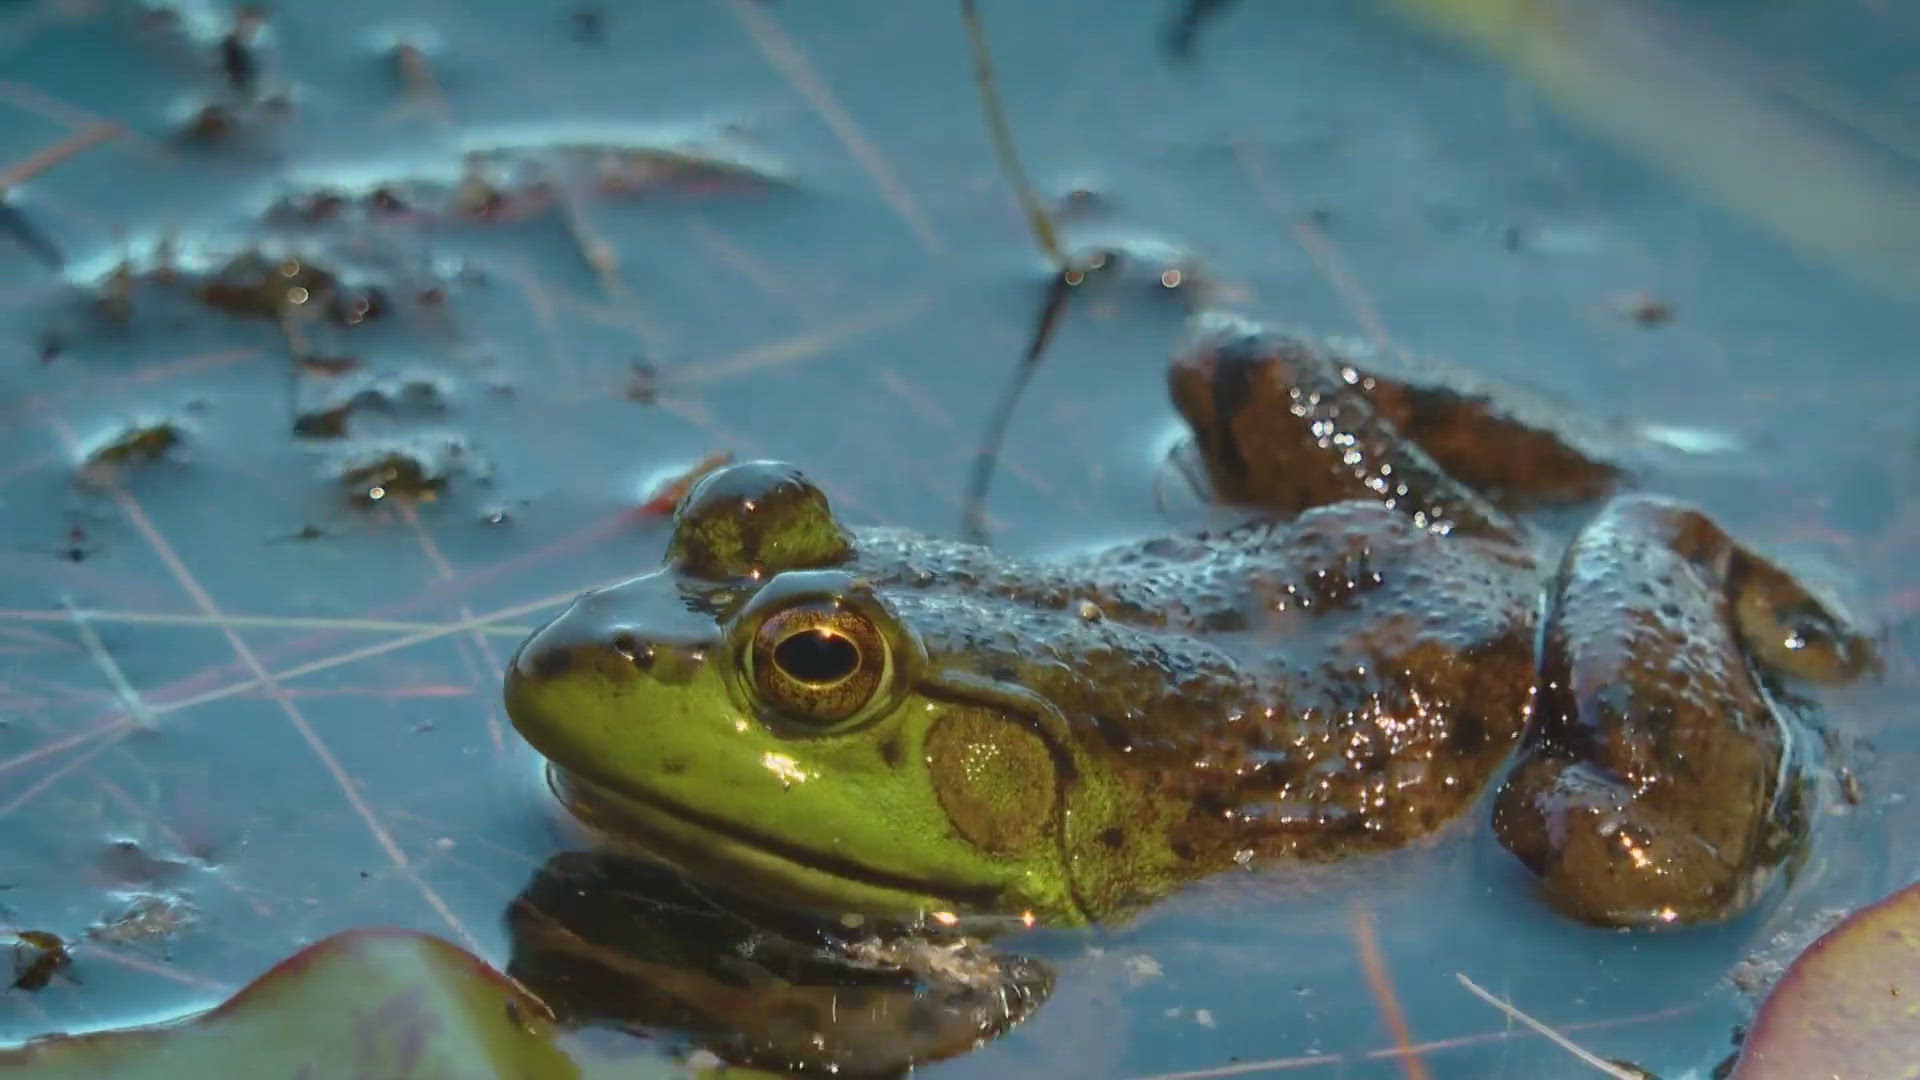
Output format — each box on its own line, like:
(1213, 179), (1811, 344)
(774, 629), (859, 685)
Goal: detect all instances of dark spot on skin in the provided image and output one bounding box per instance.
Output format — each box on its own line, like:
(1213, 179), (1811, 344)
(528, 647), (572, 680)
(1447, 708), (1486, 752)
(659, 757), (688, 777)
(1099, 827), (1124, 849)
(1089, 715), (1134, 752)
(1171, 839), (1196, 861)
(986, 663), (1020, 683)
(877, 734), (902, 767)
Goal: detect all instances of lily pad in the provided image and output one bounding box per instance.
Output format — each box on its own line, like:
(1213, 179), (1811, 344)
(0, 928), (764, 1080)
(1734, 878), (1920, 1078)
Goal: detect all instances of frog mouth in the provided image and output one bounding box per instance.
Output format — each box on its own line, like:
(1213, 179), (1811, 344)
(547, 765), (1007, 915)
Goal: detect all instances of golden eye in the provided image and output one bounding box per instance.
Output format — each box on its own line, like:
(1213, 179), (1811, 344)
(749, 600), (886, 728)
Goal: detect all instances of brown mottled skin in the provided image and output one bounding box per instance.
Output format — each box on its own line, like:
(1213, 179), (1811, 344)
(506, 313), (1874, 929)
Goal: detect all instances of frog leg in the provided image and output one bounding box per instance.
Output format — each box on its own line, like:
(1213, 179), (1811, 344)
(1491, 494), (1876, 927)
(1168, 316), (1522, 540)
(1168, 315), (1632, 527)
(1352, 356), (1625, 509)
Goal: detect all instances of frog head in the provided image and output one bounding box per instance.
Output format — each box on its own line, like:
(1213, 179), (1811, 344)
(505, 462), (1183, 925)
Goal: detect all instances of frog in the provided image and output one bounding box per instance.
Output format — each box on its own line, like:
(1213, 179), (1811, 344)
(504, 312), (1875, 930)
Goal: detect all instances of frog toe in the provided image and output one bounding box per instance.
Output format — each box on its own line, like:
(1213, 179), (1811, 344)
(1493, 755), (1788, 926)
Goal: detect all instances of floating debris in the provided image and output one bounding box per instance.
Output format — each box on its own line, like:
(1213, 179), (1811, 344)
(265, 129), (789, 228)
(79, 420), (185, 485)
(339, 450), (446, 505)
(1163, 0), (1239, 61)
(570, 5), (607, 45)
(334, 437), (482, 506)
(624, 359), (657, 404)
(89, 893), (199, 949)
(58, 523), (92, 563)
(87, 422), (183, 465)
(295, 354), (365, 377)
(1610, 289), (1674, 326)
(571, 142), (785, 199)
(181, 102), (234, 143)
(294, 373), (453, 439)
(98, 838), (196, 888)
(197, 251), (338, 320)
(1055, 182), (1113, 221)
(390, 41), (438, 101)
(218, 5), (269, 94)
(9, 930), (72, 992)
(171, 71), (296, 145)
(293, 403), (353, 439)
(81, 243), (391, 329)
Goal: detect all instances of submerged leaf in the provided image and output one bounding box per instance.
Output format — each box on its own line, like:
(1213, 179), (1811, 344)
(1733, 879), (1920, 1078)
(0, 928), (765, 1080)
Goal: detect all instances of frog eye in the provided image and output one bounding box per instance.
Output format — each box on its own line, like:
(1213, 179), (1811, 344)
(748, 600), (888, 729)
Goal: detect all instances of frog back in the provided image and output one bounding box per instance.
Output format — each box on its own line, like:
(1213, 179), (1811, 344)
(852, 500), (1541, 866)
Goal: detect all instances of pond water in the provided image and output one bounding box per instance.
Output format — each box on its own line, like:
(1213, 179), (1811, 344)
(0, 1), (1915, 1077)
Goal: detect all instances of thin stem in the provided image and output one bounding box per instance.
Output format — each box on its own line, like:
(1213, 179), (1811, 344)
(959, 271), (1074, 544)
(959, 0), (1064, 270)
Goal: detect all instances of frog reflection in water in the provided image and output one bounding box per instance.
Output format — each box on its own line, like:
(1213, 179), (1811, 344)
(505, 315), (1874, 930)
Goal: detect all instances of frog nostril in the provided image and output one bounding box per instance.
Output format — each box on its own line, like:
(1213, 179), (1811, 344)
(527, 646), (573, 681)
(610, 632), (660, 672)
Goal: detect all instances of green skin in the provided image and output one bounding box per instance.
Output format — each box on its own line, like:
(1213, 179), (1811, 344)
(505, 316), (1875, 929)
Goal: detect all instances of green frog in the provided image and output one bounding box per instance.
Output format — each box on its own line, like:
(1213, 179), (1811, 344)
(504, 314), (1874, 930)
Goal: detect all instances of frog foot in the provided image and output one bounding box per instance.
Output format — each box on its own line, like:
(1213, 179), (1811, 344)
(1492, 494), (1875, 927)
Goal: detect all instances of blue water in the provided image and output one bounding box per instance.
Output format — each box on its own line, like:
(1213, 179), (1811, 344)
(0, 1), (1915, 1076)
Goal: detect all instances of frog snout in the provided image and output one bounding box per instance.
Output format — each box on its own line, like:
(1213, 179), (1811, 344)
(512, 577), (721, 687)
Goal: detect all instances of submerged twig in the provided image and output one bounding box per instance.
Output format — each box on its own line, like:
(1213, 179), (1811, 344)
(728, 0), (944, 254)
(1163, 0), (1241, 62)
(0, 607), (531, 637)
(0, 121), (122, 192)
(0, 122), (124, 271)
(550, 168), (625, 298)
(958, 0), (1064, 270)
(1454, 972), (1647, 1079)
(1352, 905), (1431, 1080)
(958, 271), (1073, 544)
(62, 598), (156, 730)
(956, 0), (1082, 543)
(0, 202), (61, 270)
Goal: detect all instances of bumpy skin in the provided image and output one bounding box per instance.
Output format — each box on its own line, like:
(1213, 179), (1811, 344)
(505, 313), (1874, 928)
